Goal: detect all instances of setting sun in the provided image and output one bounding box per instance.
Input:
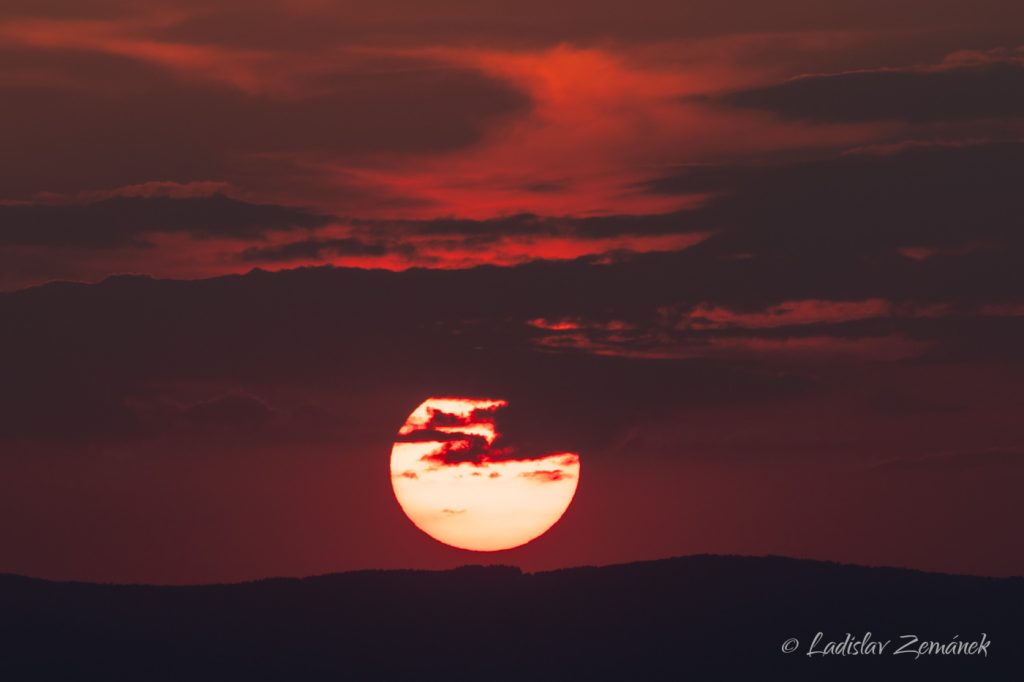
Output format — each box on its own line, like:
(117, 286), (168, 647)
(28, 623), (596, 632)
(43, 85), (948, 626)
(390, 397), (581, 551)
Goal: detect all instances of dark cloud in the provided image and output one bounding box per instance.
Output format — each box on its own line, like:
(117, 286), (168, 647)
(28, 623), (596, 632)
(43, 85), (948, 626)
(421, 436), (508, 466)
(520, 181), (569, 193)
(240, 238), (416, 263)
(0, 195), (331, 247)
(149, 0), (1023, 49)
(526, 308), (1024, 365)
(396, 402), (573, 466)
(638, 141), (1024, 306)
(715, 60), (1024, 122)
(2, 144), (1023, 454)
(0, 48), (529, 198)
(356, 214), (556, 238)
(1, 258), (1021, 583)
(181, 394), (276, 431)
(352, 211), (705, 240)
(520, 469), (571, 482)
(0, 264), (818, 448)
(395, 428), (479, 445)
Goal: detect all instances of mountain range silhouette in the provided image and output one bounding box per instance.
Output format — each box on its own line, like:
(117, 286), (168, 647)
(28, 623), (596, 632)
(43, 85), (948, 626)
(2, 555), (1020, 680)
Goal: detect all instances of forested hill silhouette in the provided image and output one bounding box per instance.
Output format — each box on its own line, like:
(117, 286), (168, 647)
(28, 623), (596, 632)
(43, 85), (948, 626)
(2, 555), (1021, 680)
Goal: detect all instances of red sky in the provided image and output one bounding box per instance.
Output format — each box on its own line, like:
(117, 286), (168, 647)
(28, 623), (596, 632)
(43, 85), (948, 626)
(1, 0), (1023, 583)
(3, 0), (1023, 288)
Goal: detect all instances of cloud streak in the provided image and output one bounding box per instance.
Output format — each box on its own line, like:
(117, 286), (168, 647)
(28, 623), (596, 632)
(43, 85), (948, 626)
(716, 55), (1024, 122)
(0, 195), (331, 247)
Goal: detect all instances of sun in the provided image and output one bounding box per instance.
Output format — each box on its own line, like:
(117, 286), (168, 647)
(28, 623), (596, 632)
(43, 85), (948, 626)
(390, 397), (581, 551)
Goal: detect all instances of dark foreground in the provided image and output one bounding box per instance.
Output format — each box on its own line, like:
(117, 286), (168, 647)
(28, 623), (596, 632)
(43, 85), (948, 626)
(2, 555), (1021, 680)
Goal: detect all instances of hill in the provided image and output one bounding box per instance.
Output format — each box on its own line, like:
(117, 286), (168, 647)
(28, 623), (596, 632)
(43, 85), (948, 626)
(2, 555), (1021, 680)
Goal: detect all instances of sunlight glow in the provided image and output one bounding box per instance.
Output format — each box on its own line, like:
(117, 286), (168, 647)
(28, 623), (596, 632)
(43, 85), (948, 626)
(391, 397), (580, 551)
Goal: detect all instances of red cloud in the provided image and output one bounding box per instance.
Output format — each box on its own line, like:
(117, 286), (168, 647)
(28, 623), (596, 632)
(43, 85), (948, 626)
(683, 299), (892, 330)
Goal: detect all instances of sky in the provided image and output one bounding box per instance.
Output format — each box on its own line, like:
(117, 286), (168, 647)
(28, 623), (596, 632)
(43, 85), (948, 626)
(1, 0), (1023, 583)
